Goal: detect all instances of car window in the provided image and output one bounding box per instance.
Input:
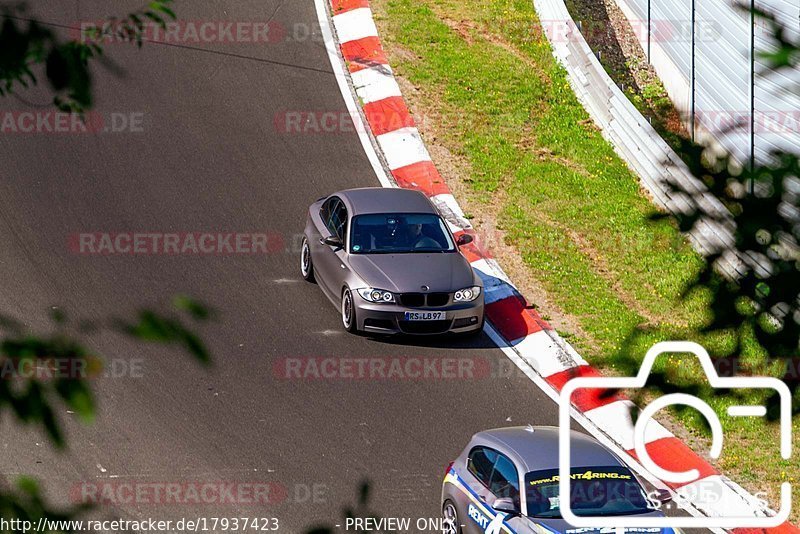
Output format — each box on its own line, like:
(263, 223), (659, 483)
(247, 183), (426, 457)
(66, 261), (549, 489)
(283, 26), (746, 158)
(489, 453), (520, 504)
(331, 202), (348, 240)
(349, 213), (455, 254)
(324, 198), (343, 238)
(467, 447), (497, 488)
(525, 466), (653, 518)
(320, 197), (334, 224)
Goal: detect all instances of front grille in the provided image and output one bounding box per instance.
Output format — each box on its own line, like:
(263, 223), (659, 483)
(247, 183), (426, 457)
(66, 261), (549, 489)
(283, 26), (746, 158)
(426, 292), (450, 306)
(397, 292), (450, 308)
(398, 293), (425, 307)
(398, 320), (452, 334)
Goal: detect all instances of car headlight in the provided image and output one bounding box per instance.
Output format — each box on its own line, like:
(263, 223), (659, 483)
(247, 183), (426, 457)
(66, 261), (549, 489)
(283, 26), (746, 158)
(356, 288), (395, 303)
(454, 286), (481, 302)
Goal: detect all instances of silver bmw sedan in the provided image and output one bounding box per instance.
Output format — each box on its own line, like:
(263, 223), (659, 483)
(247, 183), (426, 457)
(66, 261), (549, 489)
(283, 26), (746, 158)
(300, 187), (484, 336)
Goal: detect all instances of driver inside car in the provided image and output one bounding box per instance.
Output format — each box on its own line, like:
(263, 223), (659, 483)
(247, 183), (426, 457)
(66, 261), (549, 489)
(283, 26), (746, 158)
(407, 222), (440, 250)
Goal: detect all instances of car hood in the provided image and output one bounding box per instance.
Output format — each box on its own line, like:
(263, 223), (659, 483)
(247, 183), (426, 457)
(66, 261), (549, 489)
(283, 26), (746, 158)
(348, 252), (476, 293)
(531, 512), (672, 534)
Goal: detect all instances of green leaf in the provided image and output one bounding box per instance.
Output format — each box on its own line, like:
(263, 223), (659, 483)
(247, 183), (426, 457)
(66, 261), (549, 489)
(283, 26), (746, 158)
(55, 379), (95, 422)
(149, 2), (177, 19)
(143, 11), (166, 28)
(16, 476), (40, 495)
(173, 295), (210, 320)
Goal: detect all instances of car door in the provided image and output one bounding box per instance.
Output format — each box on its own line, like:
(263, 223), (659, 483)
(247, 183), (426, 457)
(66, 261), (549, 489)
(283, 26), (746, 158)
(310, 197), (335, 297)
(463, 448), (532, 534)
(462, 447), (498, 534)
(314, 197), (348, 300)
(487, 454), (533, 534)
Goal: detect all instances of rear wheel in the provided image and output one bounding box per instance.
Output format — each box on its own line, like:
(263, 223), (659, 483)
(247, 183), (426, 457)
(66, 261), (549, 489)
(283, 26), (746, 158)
(300, 236), (314, 282)
(341, 289), (358, 333)
(442, 500), (461, 534)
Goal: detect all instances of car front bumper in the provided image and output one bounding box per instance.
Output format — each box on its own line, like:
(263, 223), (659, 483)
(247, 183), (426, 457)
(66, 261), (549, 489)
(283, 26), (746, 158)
(353, 296), (484, 335)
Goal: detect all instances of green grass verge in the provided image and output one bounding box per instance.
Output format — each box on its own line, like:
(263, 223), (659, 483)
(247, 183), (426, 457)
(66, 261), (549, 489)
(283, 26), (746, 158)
(377, 0), (703, 358)
(371, 0), (798, 514)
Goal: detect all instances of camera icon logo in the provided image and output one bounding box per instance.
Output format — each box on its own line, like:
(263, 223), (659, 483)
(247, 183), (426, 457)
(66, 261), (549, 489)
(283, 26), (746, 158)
(558, 341), (792, 528)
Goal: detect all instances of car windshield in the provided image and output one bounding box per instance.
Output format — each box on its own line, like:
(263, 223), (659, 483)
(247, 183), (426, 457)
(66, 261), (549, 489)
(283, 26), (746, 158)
(350, 213), (455, 254)
(525, 466), (655, 518)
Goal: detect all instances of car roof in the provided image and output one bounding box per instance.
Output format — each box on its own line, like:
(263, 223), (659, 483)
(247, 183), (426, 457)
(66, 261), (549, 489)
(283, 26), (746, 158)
(470, 426), (624, 473)
(335, 187), (437, 216)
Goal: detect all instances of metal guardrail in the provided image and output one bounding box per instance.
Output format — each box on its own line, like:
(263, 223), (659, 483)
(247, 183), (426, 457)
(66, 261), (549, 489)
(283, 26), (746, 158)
(611, 0), (800, 165)
(533, 0), (748, 276)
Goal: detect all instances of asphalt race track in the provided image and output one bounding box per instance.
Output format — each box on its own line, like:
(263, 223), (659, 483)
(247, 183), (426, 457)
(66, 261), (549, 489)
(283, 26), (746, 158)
(0, 1), (696, 532)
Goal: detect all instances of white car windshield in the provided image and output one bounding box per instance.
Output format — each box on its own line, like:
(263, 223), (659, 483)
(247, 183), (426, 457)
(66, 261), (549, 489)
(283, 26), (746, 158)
(525, 466), (655, 518)
(350, 213), (455, 254)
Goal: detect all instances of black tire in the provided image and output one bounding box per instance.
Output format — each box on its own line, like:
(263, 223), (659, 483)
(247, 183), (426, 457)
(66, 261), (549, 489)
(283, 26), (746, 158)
(300, 236), (315, 282)
(442, 500), (461, 534)
(341, 288), (358, 333)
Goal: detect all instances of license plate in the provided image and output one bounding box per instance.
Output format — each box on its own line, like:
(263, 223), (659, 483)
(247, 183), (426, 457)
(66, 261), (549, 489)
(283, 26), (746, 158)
(404, 311), (445, 321)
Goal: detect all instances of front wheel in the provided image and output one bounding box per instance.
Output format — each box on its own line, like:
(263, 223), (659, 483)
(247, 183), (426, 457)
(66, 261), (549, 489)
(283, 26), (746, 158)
(341, 289), (358, 333)
(300, 236), (314, 282)
(442, 501), (461, 534)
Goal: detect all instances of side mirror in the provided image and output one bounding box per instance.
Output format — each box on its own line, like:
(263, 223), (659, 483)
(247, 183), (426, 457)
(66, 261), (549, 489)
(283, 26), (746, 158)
(456, 233), (474, 246)
(321, 235), (343, 248)
(655, 488), (673, 504)
(492, 497), (519, 515)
